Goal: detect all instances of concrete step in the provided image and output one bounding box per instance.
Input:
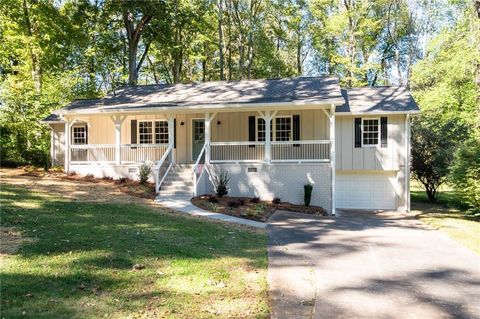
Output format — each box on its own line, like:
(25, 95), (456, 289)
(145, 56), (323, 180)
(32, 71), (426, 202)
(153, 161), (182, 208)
(162, 180), (194, 186)
(161, 185), (194, 191)
(159, 190), (193, 196)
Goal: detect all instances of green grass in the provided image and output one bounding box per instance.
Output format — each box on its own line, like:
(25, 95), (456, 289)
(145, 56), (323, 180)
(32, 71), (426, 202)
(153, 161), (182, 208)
(411, 180), (479, 255)
(410, 180), (469, 210)
(0, 185), (268, 319)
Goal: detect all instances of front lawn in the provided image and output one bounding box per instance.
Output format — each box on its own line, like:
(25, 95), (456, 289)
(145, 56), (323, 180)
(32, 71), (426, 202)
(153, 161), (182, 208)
(0, 185), (268, 318)
(411, 180), (479, 255)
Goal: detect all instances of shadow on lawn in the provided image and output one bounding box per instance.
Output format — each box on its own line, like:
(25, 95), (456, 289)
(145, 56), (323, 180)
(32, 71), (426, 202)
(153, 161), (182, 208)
(1, 184), (267, 318)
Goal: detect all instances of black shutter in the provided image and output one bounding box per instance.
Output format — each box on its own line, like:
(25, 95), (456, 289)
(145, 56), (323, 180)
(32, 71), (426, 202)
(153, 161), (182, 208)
(381, 116), (388, 148)
(293, 114), (300, 147)
(354, 118), (361, 148)
(131, 120), (137, 144)
(173, 119), (177, 149)
(85, 125), (88, 144)
(248, 116), (256, 147)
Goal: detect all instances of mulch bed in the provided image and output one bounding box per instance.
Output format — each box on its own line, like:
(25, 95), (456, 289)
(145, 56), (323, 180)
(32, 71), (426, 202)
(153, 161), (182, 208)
(192, 195), (328, 222)
(18, 166), (156, 199)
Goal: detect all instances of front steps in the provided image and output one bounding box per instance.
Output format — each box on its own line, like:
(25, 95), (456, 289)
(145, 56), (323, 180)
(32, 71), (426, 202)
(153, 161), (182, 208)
(158, 164), (194, 197)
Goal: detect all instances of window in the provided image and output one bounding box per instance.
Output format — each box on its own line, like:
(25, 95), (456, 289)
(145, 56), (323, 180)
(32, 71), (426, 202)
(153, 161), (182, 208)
(275, 117), (291, 141)
(139, 120), (169, 144)
(256, 116), (292, 141)
(72, 125), (87, 145)
(256, 118), (271, 142)
(362, 118), (380, 146)
(138, 121), (153, 144)
(155, 121), (168, 144)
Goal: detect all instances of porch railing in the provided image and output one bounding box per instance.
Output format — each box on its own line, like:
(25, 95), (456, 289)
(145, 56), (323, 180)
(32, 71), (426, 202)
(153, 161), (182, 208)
(69, 144), (168, 164)
(121, 144), (168, 163)
(210, 141), (265, 163)
(155, 144), (174, 193)
(70, 145), (115, 164)
(192, 142), (207, 196)
(271, 140), (330, 162)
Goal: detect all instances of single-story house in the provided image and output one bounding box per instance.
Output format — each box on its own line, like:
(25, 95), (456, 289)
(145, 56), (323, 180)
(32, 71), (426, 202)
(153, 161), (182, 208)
(43, 77), (419, 214)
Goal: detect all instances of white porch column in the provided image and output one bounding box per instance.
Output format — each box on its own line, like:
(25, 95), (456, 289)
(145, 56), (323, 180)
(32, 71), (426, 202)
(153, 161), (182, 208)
(112, 115), (126, 165)
(64, 118), (71, 173)
(330, 105), (336, 215)
(265, 111), (271, 162)
(205, 112), (211, 164)
(168, 115), (175, 163)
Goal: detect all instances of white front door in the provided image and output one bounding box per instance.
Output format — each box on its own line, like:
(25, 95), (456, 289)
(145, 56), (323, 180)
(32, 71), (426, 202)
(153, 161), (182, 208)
(336, 172), (397, 210)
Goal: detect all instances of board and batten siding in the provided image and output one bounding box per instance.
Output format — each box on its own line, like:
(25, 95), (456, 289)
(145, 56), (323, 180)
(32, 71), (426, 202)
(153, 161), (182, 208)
(50, 123), (65, 166)
(335, 115), (406, 171)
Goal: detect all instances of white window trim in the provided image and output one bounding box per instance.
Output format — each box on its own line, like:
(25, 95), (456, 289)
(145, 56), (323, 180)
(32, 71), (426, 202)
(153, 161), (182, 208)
(255, 115), (293, 142)
(137, 119), (168, 145)
(71, 124), (87, 145)
(361, 117), (380, 148)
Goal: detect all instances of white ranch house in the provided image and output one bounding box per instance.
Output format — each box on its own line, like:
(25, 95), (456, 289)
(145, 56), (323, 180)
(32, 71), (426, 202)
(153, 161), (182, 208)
(43, 77), (419, 214)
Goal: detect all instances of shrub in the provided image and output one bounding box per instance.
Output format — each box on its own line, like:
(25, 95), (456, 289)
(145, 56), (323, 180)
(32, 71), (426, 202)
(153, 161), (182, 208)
(304, 184), (313, 207)
(85, 174), (95, 179)
(208, 203), (218, 212)
(227, 200), (239, 208)
(138, 163), (152, 185)
(43, 151), (51, 172)
(214, 170), (230, 197)
(238, 198), (245, 206)
(251, 197), (260, 203)
(272, 197), (281, 204)
(208, 195), (218, 203)
(449, 134), (480, 216)
(116, 177), (127, 184)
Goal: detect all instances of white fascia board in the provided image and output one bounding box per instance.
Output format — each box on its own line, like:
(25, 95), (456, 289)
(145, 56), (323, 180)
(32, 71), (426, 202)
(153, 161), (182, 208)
(335, 110), (421, 116)
(57, 99), (346, 116)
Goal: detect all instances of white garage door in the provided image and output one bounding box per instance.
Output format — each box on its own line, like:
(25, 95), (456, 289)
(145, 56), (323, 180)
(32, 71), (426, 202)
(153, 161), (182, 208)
(336, 172), (397, 210)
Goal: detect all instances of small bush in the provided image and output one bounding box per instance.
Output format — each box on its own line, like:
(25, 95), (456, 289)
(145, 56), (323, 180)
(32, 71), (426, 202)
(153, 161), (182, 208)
(208, 203), (218, 212)
(85, 174), (95, 179)
(304, 184), (313, 207)
(272, 197), (281, 204)
(227, 200), (239, 208)
(251, 197), (260, 203)
(238, 198), (245, 206)
(214, 170), (230, 197)
(102, 176), (114, 181)
(67, 171), (77, 176)
(116, 177), (127, 184)
(138, 163), (152, 185)
(208, 195), (218, 203)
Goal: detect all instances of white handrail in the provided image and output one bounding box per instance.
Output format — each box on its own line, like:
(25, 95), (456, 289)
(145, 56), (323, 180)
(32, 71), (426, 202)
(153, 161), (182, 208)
(192, 142), (208, 196)
(210, 141), (264, 146)
(155, 144), (174, 193)
(271, 140), (330, 145)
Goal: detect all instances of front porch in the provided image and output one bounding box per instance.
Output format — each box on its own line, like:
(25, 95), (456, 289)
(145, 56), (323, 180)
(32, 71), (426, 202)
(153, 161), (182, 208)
(58, 106), (336, 211)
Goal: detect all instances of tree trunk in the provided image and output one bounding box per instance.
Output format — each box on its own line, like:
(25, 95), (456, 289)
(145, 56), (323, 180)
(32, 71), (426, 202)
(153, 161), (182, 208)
(22, 0), (41, 94)
(218, 0), (225, 80)
(123, 10), (152, 85)
(296, 36), (302, 75)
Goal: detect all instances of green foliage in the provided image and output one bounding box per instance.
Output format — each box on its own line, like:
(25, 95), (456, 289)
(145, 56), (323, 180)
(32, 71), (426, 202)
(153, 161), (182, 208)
(304, 184), (313, 207)
(138, 163), (152, 184)
(449, 133), (480, 216)
(214, 170), (230, 197)
(411, 114), (469, 202)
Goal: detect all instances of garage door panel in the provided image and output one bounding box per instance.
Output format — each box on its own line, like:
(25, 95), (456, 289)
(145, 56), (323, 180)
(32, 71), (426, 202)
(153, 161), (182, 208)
(336, 172), (397, 210)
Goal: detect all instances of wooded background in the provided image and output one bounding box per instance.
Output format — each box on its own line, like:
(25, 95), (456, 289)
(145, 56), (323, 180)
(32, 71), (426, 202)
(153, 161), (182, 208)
(0, 0), (478, 208)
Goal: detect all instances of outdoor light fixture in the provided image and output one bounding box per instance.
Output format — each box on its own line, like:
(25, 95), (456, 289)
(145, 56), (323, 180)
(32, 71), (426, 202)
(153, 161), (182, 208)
(217, 121), (221, 125)
(180, 121), (185, 126)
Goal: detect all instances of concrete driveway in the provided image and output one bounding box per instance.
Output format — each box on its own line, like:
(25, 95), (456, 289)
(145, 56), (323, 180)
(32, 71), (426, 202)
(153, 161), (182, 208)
(267, 210), (480, 319)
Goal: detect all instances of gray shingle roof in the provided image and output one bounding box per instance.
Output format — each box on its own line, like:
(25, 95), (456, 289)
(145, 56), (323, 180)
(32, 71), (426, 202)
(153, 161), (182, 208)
(42, 77), (419, 122)
(336, 86), (419, 114)
(63, 76), (343, 112)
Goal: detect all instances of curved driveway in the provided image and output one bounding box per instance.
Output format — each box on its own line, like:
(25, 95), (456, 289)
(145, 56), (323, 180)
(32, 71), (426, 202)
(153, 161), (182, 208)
(267, 210), (480, 319)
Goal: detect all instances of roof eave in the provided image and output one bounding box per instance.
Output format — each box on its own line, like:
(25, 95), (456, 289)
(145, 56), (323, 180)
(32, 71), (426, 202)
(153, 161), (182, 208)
(58, 99), (346, 116)
(335, 110), (420, 116)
